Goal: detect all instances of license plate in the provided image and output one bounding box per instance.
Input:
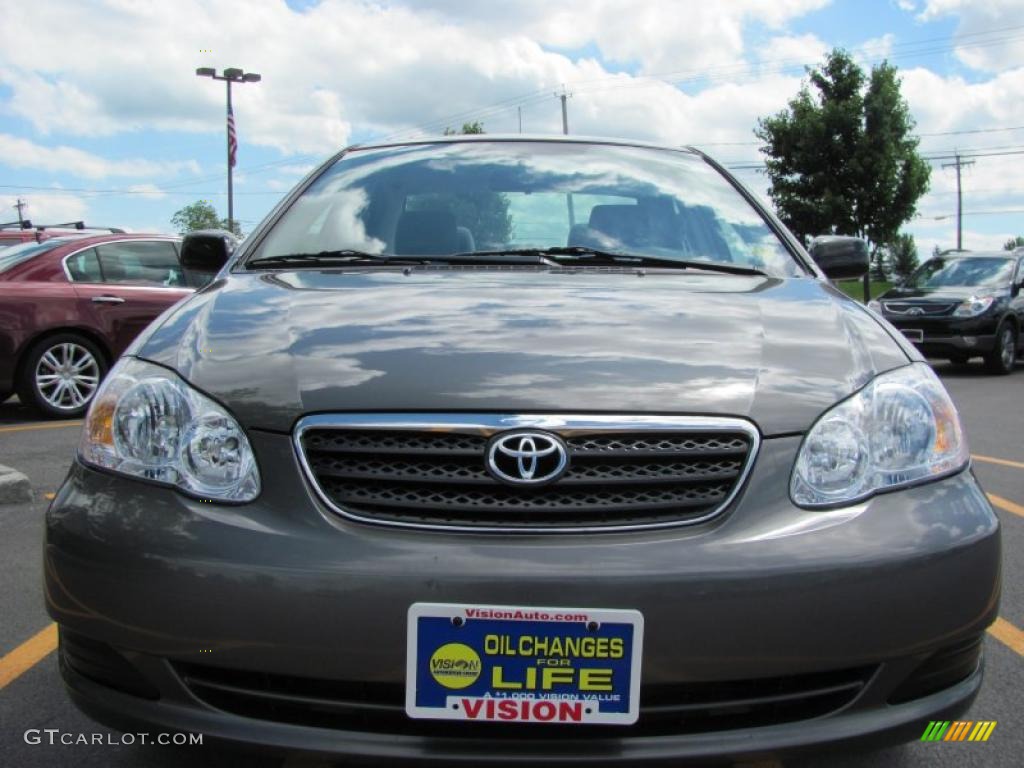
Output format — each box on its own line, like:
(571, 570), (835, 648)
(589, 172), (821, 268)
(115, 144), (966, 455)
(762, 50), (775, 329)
(902, 328), (924, 342)
(406, 603), (643, 725)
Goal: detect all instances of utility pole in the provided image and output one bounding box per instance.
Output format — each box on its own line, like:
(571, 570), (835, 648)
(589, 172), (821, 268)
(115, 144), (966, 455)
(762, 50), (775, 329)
(942, 152), (974, 250)
(556, 86), (574, 225)
(556, 85), (571, 135)
(13, 198), (26, 226)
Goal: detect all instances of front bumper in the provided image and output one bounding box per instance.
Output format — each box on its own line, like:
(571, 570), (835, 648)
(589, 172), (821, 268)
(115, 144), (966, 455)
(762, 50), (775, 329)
(884, 315), (998, 357)
(44, 432), (1001, 762)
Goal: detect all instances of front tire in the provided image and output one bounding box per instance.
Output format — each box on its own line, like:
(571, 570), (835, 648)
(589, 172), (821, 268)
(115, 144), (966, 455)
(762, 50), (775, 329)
(984, 323), (1017, 375)
(17, 334), (108, 418)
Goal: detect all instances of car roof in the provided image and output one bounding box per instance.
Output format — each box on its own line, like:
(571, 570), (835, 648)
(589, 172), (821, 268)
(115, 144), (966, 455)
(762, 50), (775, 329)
(47, 232), (180, 248)
(345, 133), (701, 155)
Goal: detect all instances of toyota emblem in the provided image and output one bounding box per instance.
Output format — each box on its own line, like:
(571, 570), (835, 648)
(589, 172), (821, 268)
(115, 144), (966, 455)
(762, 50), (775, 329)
(486, 431), (570, 486)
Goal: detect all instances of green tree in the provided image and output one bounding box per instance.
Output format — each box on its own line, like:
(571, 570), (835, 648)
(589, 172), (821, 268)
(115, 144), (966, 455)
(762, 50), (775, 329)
(170, 200), (242, 237)
(1004, 236), (1024, 250)
(444, 121), (485, 135)
(887, 232), (919, 281)
(415, 121), (512, 247)
(755, 50), (930, 281)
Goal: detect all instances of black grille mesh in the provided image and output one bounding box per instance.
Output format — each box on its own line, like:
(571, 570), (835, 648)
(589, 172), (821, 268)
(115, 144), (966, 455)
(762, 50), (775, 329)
(300, 426), (754, 529)
(175, 661), (873, 737)
(882, 301), (957, 316)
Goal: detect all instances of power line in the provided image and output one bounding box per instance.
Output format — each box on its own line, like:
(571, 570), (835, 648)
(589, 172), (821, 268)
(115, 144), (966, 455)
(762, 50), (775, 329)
(0, 154), (319, 201)
(376, 22), (1024, 142)
(921, 208), (1024, 220)
(697, 125), (1024, 147)
(0, 185), (283, 197)
(721, 146), (1024, 169)
(11, 21), (1024, 205)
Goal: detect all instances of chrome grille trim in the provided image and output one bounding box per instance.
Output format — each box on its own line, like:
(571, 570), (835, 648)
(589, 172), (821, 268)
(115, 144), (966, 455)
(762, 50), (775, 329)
(294, 414), (760, 533)
(882, 301), (957, 316)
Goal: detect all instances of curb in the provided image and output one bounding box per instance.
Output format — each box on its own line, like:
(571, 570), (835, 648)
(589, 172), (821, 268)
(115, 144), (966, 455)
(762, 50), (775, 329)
(0, 464), (32, 504)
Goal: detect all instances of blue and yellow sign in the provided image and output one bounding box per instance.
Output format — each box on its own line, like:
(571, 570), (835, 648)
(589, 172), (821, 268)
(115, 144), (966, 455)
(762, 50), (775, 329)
(406, 603), (644, 725)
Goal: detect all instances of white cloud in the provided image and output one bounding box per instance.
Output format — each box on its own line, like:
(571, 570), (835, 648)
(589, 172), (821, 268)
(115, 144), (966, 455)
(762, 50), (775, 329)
(0, 0), (1020, 242)
(857, 33), (895, 62)
(907, 218), (1020, 253)
(916, 0), (1024, 72)
(0, 0), (833, 158)
(409, 0), (831, 74)
(900, 66), (1024, 135)
(758, 34), (828, 66)
(0, 134), (199, 179)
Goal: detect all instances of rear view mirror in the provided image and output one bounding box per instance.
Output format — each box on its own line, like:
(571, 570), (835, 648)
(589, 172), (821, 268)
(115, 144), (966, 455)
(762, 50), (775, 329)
(180, 229), (237, 277)
(809, 236), (869, 280)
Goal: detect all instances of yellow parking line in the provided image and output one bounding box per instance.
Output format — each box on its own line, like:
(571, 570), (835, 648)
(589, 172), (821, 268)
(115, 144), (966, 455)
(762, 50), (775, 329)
(973, 454), (1024, 471)
(988, 617), (1024, 657)
(0, 421), (82, 434)
(0, 623), (58, 691)
(988, 494), (1024, 519)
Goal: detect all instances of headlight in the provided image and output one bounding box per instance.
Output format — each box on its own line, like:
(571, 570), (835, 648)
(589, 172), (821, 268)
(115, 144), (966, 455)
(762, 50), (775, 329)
(867, 300), (882, 312)
(791, 363), (967, 507)
(80, 357), (260, 502)
(953, 296), (995, 317)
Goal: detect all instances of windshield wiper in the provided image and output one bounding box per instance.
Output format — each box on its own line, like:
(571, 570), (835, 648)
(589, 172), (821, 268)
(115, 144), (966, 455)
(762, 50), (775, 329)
(248, 247), (768, 276)
(247, 250), (425, 268)
(247, 250), (561, 269)
(456, 247), (768, 276)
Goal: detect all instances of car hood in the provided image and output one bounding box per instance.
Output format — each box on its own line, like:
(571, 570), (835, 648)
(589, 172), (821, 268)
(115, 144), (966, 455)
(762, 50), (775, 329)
(879, 285), (1001, 301)
(136, 268), (911, 436)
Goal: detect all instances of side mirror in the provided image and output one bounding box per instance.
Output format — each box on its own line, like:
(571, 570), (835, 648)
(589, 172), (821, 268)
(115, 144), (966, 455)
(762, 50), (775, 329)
(809, 235), (869, 280)
(180, 229), (237, 277)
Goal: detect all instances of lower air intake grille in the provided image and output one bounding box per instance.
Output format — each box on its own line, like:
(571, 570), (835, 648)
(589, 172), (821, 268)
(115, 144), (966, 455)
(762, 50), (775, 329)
(174, 661), (872, 737)
(296, 415), (758, 531)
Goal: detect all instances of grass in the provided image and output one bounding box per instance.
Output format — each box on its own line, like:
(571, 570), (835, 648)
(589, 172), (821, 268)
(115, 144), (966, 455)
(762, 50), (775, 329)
(835, 280), (892, 303)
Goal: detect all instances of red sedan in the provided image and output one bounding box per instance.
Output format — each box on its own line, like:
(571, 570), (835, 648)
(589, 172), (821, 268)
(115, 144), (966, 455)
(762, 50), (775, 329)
(0, 233), (196, 417)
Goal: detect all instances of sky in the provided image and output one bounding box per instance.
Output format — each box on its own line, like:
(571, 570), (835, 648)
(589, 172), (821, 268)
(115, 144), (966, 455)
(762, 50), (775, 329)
(1, 0), (1022, 255)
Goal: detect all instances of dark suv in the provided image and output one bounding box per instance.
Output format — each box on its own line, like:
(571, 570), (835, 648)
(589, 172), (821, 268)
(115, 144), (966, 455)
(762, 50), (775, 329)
(871, 249), (1024, 373)
(46, 137), (999, 764)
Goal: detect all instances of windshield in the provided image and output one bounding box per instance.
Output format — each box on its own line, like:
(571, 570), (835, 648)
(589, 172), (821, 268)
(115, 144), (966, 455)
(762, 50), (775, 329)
(0, 238), (76, 274)
(249, 141), (802, 277)
(905, 256), (1015, 289)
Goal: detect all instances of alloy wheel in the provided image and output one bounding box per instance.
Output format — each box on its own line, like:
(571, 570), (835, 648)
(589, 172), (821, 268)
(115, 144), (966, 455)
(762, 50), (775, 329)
(1000, 327), (1014, 369)
(34, 342), (101, 411)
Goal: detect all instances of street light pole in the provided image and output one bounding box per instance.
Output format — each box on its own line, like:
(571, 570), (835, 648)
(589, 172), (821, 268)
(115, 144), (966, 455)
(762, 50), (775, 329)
(196, 67), (261, 235)
(226, 77), (233, 232)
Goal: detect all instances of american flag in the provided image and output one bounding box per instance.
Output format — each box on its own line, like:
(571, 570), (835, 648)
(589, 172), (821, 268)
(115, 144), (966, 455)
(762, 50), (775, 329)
(227, 104), (237, 168)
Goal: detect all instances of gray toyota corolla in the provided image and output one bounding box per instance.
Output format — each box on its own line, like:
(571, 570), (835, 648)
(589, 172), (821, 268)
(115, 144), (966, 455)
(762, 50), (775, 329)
(45, 136), (1000, 764)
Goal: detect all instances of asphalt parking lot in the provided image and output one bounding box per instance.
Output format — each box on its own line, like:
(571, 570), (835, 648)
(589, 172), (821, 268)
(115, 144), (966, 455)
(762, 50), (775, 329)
(1, 360), (1022, 768)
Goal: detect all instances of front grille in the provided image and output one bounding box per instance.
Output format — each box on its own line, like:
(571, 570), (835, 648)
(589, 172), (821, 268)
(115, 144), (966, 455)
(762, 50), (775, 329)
(296, 415), (758, 531)
(883, 301), (957, 316)
(175, 662), (872, 738)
